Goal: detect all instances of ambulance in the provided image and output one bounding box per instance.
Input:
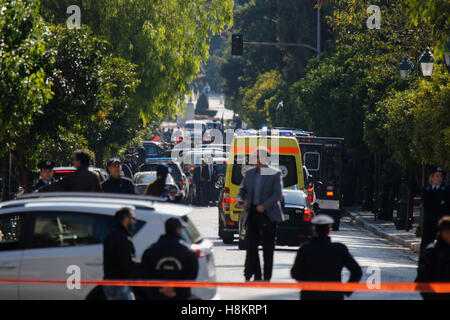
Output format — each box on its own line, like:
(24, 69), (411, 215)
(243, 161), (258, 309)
(219, 130), (304, 243)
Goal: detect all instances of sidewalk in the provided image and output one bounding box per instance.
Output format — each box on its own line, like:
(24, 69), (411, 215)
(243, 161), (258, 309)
(344, 206), (422, 255)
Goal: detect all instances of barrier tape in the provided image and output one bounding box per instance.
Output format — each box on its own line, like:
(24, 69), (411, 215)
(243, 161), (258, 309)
(1, 279), (450, 293)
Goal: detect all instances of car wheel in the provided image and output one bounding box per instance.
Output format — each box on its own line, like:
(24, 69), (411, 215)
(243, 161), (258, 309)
(222, 231), (234, 244)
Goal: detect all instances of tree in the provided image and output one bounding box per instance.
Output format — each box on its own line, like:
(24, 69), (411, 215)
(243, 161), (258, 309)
(40, 0), (233, 123)
(0, 0), (55, 193)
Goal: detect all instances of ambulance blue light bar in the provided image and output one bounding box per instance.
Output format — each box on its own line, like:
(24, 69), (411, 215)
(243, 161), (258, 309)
(278, 130), (294, 137)
(145, 157), (175, 163)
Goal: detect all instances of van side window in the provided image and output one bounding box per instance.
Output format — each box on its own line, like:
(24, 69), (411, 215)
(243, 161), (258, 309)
(0, 214), (25, 251)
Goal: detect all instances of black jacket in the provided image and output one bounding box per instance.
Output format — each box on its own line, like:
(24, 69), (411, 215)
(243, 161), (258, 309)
(102, 177), (135, 194)
(421, 185), (450, 252)
(32, 177), (56, 192)
(291, 236), (362, 300)
(103, 225), (139, 280)
(141, 234), (199, 300)
(416, 239), (450, 300)
(39, 167), (102, 192)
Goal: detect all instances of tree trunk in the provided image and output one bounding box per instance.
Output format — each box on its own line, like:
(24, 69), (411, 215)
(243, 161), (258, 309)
(12, 147), (34, 194)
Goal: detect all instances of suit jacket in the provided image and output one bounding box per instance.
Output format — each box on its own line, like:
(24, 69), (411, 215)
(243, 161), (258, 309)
(39, 167), (103, 192)
(238, 166), (284, 224)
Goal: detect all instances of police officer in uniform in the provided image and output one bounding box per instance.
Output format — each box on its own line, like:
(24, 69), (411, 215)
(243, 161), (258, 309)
(32, 159), (56, 192)
(291, 214), (362, 300)
(102, 158), (135, 194)
(421, 166), (450, 255)
(140, 217), (199, 300)
(122, 153), (135, 179)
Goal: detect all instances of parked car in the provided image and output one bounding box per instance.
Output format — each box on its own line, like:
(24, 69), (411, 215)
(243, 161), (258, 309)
(0, 192), (218, 300)
(138, 159), (192, 203)
(133, 171), (182, 202)
(237, 189), (314, 249)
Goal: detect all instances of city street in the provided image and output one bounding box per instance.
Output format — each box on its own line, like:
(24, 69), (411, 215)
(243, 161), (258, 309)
(189, 206), (422, 300)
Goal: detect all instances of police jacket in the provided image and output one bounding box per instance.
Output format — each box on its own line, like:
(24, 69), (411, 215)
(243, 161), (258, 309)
(39, 167), (102, 192)
(291, 236), (362, 300)
(416, 239), (450, 300)
(102, 177), (135, 194)
(421, 185), (450, 251)
(32, 177), (56, 192)
(140, 234), (199, 300)
(103, 224), (139, 280)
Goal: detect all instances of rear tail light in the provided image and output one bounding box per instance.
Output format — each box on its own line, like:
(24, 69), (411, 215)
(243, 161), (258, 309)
(303, 209), (312, 222)
(181, 178), (185, 186)
(227, 222), (235, 226)
(327, 191), (334, 197)
(224, 187), (230, 211)
(307, 188), (313, 204)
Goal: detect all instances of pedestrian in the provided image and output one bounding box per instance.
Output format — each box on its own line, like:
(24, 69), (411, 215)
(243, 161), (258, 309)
(102, 158), (135, 194)
(420, 166), (450, 255)
(122, 152), (135, 179)
(32, 159), (56, 192)
(141, 217), (199, 300)
(205, 156), (218, 205)
(145, 164), (169, 198)
(416, 216), (450, 300)
(237, 147), (283, 282)
(291, 214), (362, 300)
(39, 150), (102, 192)
(103, 207), (140, 300)
(193, 159), (208, 205)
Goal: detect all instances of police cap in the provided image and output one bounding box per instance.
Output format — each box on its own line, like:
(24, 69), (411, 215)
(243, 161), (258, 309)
(107, 158), (121, 167)
(430, 166), (444, 174)
(38, 159), (55, 170)
(311, 214), (334, 225)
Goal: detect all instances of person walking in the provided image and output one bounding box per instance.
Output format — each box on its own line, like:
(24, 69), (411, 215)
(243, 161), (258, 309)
(141, 217), (199, 300)
(193, 159), (208, 205)
(102, 158), (135, 194)
(416, 216), (450, 300)
(32, 159), (56, 192)
(103, 207), (140, 300)
(291, 214), (362, 300)
(39, 150), (102, 192)
(237, 147), (283, 282)
(420, 166), (450, 255)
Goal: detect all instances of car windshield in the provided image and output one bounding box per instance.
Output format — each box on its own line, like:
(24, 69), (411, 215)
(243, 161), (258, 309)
(135, 172), (175, 185)
(140, 163), (182, 182)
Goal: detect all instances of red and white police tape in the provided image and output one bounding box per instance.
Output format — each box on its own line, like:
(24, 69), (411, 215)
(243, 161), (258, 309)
(1, 279), (450, 293)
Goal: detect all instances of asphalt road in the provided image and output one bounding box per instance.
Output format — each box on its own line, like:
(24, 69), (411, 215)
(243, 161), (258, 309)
(189, 205), (422, 300)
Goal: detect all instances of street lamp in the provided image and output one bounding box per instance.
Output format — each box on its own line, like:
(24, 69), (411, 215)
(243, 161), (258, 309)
(444, 38), (450, 67)
(418, 46), (435, 76)
(398, 56), (414, 79)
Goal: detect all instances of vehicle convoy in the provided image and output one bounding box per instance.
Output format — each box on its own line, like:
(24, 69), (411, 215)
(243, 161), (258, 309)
(0, 193), (218, 300)
(219, 131), (305, 244)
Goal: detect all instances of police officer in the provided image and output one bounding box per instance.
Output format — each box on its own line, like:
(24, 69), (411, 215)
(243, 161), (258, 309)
(102, 158), (135, 194)
(32, 159), (56, 192)
(103, 207), (140, 300)
(416, 216), (450, 300)
(122, 153), (135, 179)
(291, 214), (362, 300)
(140, 217), (199, 300)
(421, 166), (450, 255)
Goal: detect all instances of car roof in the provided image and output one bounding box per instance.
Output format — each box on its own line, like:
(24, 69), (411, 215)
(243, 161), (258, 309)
(0, 193), (191, 217)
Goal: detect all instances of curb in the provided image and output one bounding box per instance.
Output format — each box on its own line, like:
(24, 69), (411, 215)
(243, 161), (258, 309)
(344, 209), (421, 254)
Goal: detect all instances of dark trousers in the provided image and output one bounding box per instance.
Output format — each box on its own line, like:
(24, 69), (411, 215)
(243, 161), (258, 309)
(244, 205), (276, 281)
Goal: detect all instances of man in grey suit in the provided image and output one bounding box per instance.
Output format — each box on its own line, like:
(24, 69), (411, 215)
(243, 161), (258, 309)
(238, 146), (283, 281)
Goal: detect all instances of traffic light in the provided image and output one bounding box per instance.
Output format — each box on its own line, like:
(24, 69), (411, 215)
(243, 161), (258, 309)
(231, 34), (243, 55)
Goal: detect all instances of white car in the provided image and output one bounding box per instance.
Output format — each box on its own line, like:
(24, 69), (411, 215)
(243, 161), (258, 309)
(0, 192), (218, 300)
